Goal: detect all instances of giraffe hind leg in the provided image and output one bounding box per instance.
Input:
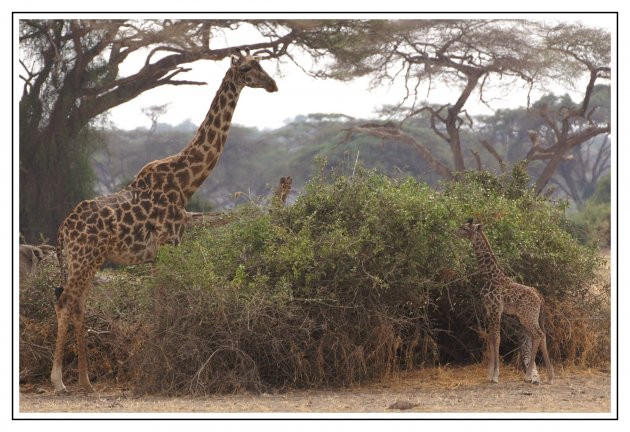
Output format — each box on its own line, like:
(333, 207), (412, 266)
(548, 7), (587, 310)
(525, 335), (541, 384)
(521, 334), (540, 384)
(51, 301), (70, 393)
(73, 305), (95, 393)
(51, 238), (107, 393)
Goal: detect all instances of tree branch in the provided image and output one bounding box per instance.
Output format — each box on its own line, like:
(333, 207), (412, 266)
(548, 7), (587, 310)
(479, 139), (505, 172)
(344, 123), (453, 179)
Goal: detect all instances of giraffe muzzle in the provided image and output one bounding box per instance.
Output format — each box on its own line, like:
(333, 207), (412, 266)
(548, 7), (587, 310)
(265, 79), (278, 93)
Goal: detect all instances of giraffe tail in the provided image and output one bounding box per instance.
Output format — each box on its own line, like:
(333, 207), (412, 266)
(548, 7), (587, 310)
(538, 296), (555, 383)
(538, 296), (547, 333)
(55, 227), (66, 301)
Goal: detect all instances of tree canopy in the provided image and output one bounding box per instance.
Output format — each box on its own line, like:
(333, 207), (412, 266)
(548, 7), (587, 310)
(18, 18), (612, 242)
(325, 20), (611, 193)
(18, 19), (351, 241)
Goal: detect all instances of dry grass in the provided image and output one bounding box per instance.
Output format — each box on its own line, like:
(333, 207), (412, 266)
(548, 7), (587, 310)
(19, 365), (611, 414)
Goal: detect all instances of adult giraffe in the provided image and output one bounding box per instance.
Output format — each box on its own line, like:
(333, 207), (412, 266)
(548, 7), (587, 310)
(52, 52), (277, 393)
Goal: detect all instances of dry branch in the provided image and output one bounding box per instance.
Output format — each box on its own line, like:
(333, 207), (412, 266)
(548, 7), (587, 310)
(345, 122), (453, 179)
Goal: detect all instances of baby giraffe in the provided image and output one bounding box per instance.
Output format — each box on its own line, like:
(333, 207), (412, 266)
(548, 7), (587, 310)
(457, 219), (554, 384)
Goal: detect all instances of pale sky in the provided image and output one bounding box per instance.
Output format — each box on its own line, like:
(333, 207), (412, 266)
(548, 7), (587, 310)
(107, 13), (617, 131)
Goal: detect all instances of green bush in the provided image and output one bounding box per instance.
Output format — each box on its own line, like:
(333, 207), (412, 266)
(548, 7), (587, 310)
(570, 174), (611, 248)
(19, 163), (608, 393)
(126, 164), (606, 394)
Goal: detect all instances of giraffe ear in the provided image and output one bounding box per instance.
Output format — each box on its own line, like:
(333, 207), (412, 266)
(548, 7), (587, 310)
(467, 217), (473, 225)
(280, 176), (286, 183)
(475, 223), (484, 231)
(230, 55), (242, 67)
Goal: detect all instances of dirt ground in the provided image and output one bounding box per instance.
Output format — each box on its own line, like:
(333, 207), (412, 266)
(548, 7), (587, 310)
(18, 364), (612, 417)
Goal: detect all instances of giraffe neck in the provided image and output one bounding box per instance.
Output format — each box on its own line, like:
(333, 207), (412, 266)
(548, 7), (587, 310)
(177, 67), (244, 200)
(471, 231), (508, 283)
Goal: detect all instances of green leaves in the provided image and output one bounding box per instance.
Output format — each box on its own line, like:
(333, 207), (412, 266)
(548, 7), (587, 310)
(133, 167), (602, 391)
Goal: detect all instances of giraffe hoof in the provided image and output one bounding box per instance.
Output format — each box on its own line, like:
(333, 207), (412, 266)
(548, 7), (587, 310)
(81, 384), (96, 394)
(53, 386), (68, 395)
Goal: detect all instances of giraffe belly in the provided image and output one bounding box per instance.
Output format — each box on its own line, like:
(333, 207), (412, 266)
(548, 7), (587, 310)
(107, 233), (159, 265)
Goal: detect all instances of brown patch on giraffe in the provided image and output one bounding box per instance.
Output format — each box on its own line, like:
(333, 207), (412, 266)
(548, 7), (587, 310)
(132, 206), (147, 221)
(188, 148), (204, 164)
(167, 191), (181, 205)
(140, 200), (152, 213)
(122, 212), (134, 226)
(191, 176), (206, 190)
(190, 164), (204, 177)
(206, 129), (216, 144)
(119, 224), (131, 237)
(175, 170), (191, 186)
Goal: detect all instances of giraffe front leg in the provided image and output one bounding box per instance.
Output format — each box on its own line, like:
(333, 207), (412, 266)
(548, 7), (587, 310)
(484, 320), (501, 383)
(490, 328), (501, 383)
(486, 335), (495, 382)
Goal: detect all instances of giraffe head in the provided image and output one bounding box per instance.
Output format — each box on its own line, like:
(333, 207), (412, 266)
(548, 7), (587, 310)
(279, 176), (292, 191)
(274, 176), (293, 206)
(230, 53), (278, 92)
(457, 218), (484, 239)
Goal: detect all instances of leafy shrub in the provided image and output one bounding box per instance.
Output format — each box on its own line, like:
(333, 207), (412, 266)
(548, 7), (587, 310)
(127, 164), (607, 394)
(19, 259), (151, 386)
(570, 173), (611, 248)
(19, 163), (608, 393)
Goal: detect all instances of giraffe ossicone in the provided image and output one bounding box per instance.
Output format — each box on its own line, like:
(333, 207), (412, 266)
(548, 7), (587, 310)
(51, 52), (277, 393)
(457, 219), (554, 384)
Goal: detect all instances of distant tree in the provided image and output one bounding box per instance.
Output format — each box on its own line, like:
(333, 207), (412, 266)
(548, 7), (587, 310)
(526, 23), (611, 193)
(322, 20), (611, 195)
(477, 84), (611, 205)
(142, 103), (170, 135)
(554, 134), (610, 207)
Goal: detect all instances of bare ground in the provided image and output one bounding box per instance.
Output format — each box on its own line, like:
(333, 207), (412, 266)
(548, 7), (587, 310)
(18, 365), (611, 416)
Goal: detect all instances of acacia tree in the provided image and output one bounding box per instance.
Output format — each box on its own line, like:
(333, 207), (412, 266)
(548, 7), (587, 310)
(325, 20), (611, 195)
(18, 18), (351, 242)
(553, 135), (610, 206)
(526, 23), (611, 193)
